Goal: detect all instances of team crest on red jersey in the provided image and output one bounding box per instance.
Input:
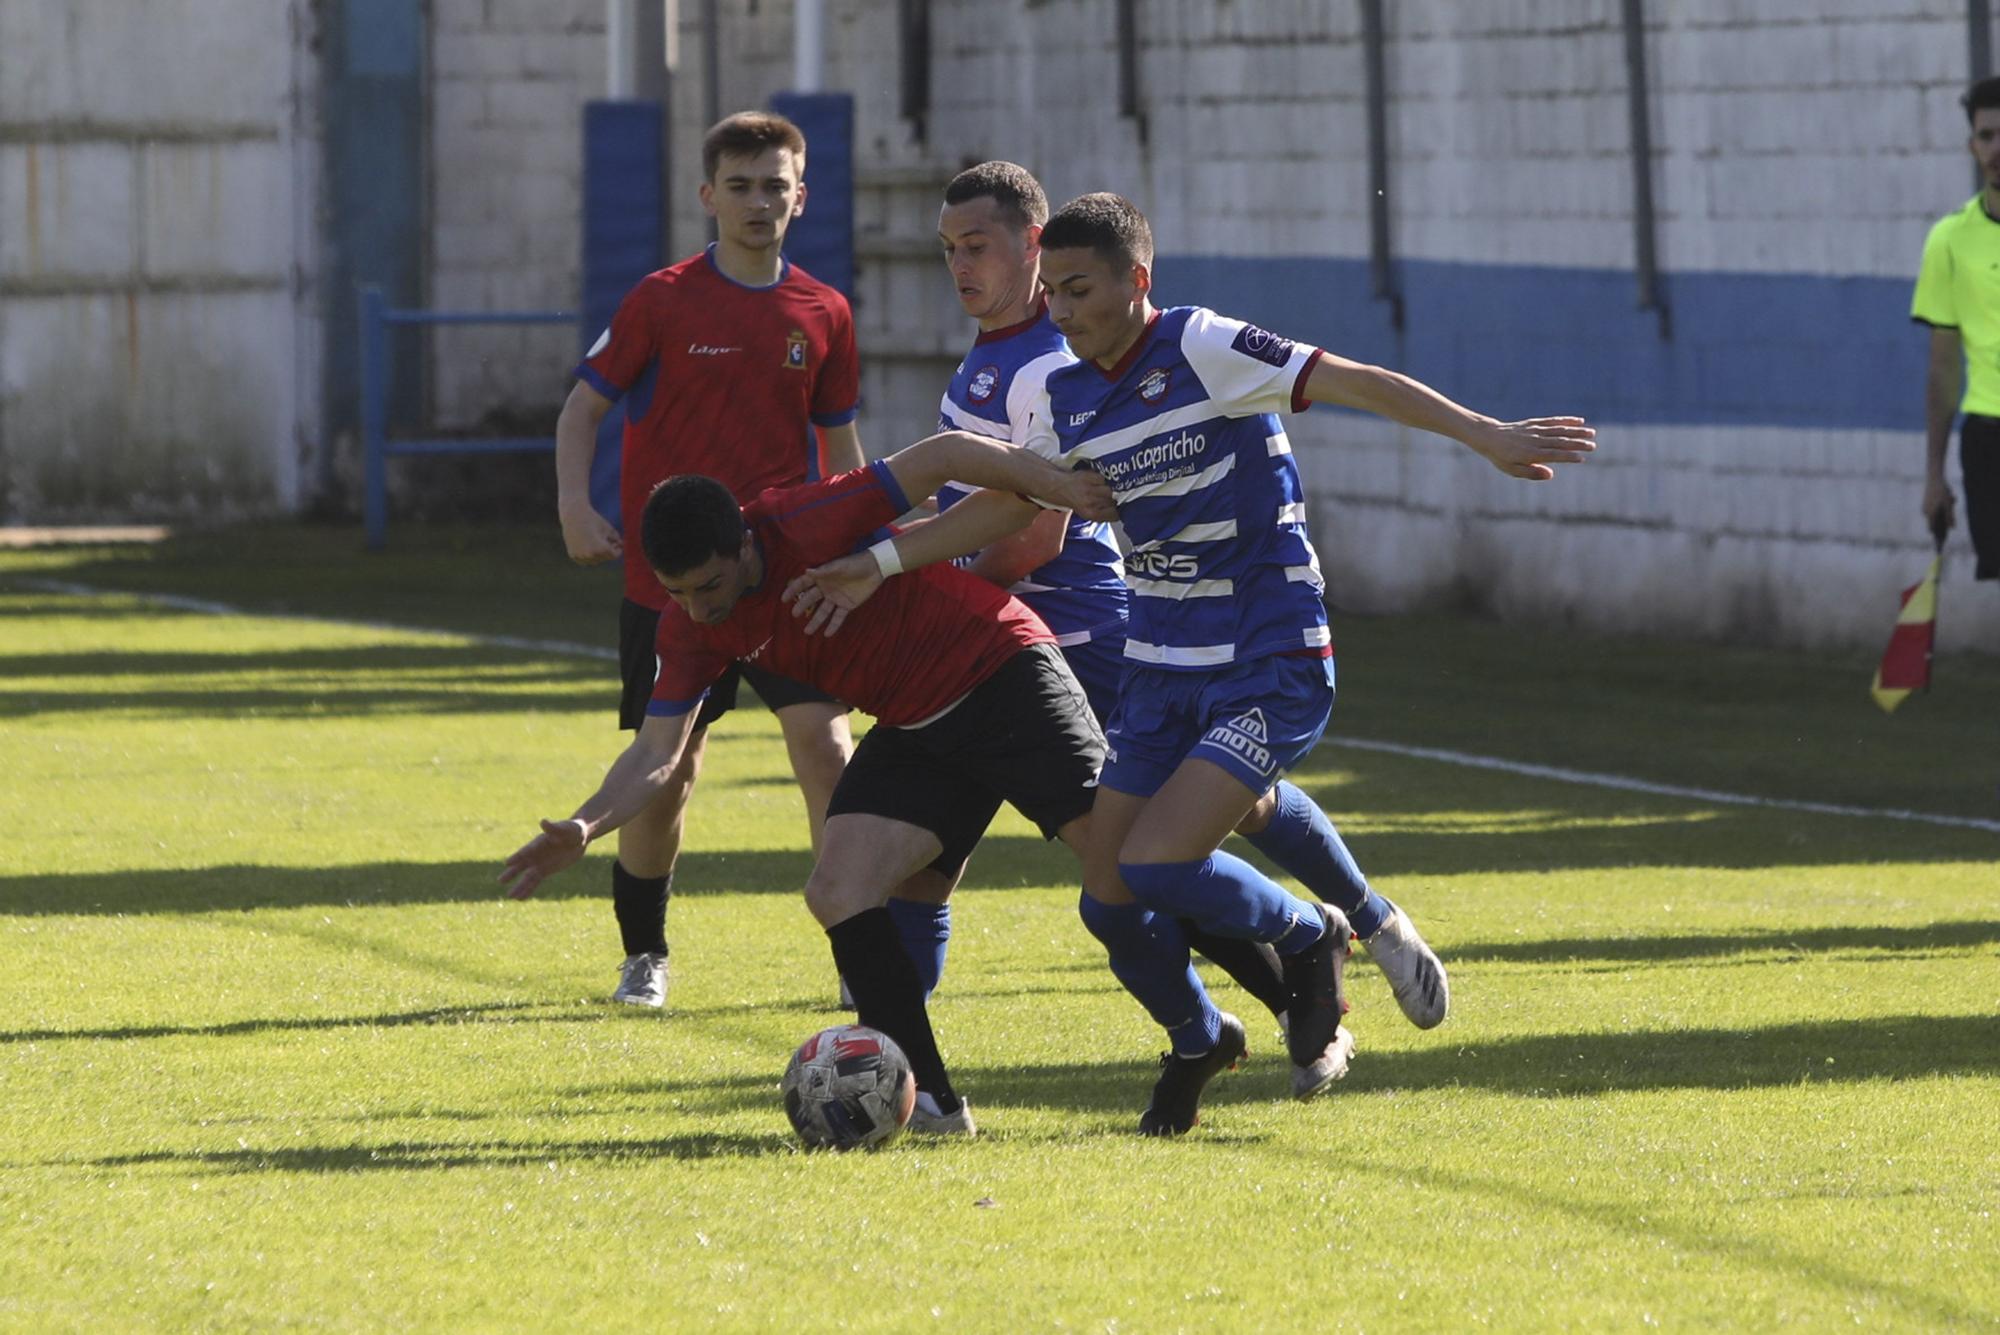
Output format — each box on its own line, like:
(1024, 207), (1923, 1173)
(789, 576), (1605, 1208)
(785, 329), (809, 370)
(1138, 368), (1171, 402)
(968, 365), (1001, 404)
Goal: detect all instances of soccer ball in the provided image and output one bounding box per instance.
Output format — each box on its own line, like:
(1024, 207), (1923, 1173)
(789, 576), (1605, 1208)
(781, 1024), (917, 1150)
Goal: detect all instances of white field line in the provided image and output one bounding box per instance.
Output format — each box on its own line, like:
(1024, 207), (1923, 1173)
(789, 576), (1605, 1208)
(1333, 737), (2000, 836)
(16, 576), (1998, 836)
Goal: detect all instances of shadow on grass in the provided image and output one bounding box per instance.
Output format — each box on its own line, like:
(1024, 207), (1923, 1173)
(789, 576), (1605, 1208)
(0, 841), (1081, 916)
(75, 1132), (796, 1173)
(0, 644), (608, 720)
(1345, 1012), (2000, 1097)
(30, 1015), (1996, 1174)
(0, 1001), (559, 1046)
(965, 1014), (2000, 1110)
(1450, 920), (2000, 965)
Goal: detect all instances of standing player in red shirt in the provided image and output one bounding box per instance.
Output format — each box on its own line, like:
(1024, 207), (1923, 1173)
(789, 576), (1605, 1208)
(502, 436), (1143, 1135)
(551, 112), (862, 1011)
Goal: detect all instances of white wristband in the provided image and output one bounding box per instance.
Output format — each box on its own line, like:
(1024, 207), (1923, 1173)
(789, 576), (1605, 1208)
(867, 537), (904, 578)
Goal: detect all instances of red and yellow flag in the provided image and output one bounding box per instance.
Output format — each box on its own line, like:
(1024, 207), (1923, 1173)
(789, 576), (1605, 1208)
(1869, 554), (1941, 713)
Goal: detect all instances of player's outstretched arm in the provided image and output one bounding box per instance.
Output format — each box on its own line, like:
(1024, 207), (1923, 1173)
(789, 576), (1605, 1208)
(499, 710), (695, 899)
(882, 431), (1115, 520)
(1301, 353), (1596, 480)
(555, 381), (623, 564)
(780, 487), (1051, 636)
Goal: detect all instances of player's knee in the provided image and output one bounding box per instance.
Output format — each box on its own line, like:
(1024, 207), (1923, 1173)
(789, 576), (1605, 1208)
(803, 869), (877, 928)
(1076, 888), (1142, 948)
(1117, 859), (1206, 914)
(1235, 786), (1280, 836)
(786, 729), (850, 791)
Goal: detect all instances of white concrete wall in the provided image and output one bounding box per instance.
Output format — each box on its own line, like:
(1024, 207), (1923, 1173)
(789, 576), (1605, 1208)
(415, 0), (1996, 651)
(426, 0), (603, 428)
(0, 0), (318, 523)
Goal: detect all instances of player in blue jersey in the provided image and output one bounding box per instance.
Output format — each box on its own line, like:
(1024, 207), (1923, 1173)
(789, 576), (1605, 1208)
(791, 192), (1593, 1133)
(835, 163), (1318, 1094)
(865, 163), (1381, 1090)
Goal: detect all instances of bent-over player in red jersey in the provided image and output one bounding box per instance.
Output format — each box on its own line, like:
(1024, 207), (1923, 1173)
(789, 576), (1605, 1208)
(506, 437), (1104, 1134)
(552, 111), (863, 1011)
(501, 434), (1350, 1136)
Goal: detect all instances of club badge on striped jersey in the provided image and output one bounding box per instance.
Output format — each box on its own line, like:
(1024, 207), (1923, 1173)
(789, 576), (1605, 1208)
(784, 329), (809, 370)
(967, 365), (1000, 403)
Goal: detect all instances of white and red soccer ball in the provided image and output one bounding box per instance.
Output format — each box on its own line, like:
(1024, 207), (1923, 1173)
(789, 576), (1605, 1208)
(781, 1024), (917, 1150)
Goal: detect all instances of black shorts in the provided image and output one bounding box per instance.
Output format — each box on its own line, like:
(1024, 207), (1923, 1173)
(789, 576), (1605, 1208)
(617, 598), (838, 731)
(1963, 415), (2000, 580)
(825, 642), (1105, 876)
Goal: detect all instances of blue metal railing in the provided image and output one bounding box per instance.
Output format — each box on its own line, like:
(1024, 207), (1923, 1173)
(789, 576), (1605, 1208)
(360, 285), (577, 550)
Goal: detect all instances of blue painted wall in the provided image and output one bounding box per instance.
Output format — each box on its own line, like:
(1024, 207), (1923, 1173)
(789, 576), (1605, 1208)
(770, 93), (856, 298)
(1156, 257), (1924, 432)
(581, 100), (668, 526)
(322, 0), (424, 468)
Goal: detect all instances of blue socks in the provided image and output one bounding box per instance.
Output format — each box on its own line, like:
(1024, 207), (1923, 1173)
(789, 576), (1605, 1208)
(1120, 852), (1327, 954)
(886, 898), (952, 997)
(1241, 781), (1391, 939)
(1076, 893), (1222, 1057)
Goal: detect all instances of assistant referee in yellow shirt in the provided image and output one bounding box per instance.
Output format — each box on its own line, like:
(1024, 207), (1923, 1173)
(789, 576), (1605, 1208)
(1913, 77), (2000, 580)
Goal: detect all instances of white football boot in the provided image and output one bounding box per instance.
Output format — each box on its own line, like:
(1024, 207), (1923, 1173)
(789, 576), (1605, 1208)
(1363, 907), (1448, 1029)
(907, 1093), (977, 1137)
(1291, 1024), (1357, 1100)
(611, 951), (668, 1008)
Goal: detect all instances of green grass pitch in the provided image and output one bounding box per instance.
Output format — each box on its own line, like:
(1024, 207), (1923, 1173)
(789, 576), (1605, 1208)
(2, 526), (1997, 1331)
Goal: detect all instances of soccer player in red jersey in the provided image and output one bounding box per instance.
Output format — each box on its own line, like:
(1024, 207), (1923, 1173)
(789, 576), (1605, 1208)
(501, 435), (1128, 1135)
(550, 112), (863, 1011)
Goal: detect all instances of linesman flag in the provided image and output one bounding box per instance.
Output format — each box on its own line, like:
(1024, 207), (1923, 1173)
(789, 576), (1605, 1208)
(1870, 525), (1946, 713)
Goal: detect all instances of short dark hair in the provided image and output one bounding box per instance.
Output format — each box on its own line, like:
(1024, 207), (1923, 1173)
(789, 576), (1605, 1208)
(702, 111), (807, 180)
(1041, 192), (1154, 271)
(640, 476), (745, 576)
(1964, 77), (2000, 123)
(943, 161), (1049, 231)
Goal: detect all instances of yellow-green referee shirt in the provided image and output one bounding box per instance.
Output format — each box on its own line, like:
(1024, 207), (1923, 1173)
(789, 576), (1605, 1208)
(1913, 194), (2000, 417)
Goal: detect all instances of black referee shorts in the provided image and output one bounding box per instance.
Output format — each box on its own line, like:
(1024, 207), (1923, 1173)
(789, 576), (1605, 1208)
(825, 642), (1106, 877)
(1963, 415), (2000, 580)
(617, 598), (838, 731)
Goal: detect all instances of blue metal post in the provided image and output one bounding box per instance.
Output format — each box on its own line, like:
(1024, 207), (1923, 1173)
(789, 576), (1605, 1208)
(360, 285), (388, 550)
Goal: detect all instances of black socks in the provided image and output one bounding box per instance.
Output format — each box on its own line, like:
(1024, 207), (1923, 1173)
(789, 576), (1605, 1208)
(611, 861), (670, 957)
(1181, 920), (1290, 1020)
(827, 907), (960, 1112)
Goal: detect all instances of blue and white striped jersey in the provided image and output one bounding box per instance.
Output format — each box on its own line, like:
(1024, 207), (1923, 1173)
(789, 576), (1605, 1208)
(936, 309), (1128, 645)
(1021, 305), (1329, 671)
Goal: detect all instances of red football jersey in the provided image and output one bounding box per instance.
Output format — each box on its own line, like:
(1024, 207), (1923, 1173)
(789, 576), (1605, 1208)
(648, 463), (1055, 727)
(576, 245), (861, 608)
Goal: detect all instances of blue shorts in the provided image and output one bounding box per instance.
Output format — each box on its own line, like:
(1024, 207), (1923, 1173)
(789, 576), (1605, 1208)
(1100, 654), (1336, 799)
(1060, 633), (1128, 730)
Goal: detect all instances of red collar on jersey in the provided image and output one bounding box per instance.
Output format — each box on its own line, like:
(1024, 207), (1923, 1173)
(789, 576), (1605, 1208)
(973, 299), (1050, 346)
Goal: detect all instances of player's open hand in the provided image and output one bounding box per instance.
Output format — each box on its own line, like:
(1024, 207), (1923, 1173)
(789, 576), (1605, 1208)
(1465, 417), (1596, 480)
(783, 554), (883, 636)
(1050, 465), (1118, 522)
(499, 818), (589, 899)
(560, 503), (623, 565)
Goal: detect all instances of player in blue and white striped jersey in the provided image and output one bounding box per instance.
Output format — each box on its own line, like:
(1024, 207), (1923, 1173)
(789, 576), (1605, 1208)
(1025, 194), (1591, 1129)
(877, 164), (1306, 1060)
(793, 192), (1594, 1133)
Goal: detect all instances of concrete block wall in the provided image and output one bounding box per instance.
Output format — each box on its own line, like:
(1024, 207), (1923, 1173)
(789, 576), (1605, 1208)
(407, 0), (1993, 651)
(653, 0), (1990, 653)
(426, 0), (603, 428)
(0, 0), (317, 522)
